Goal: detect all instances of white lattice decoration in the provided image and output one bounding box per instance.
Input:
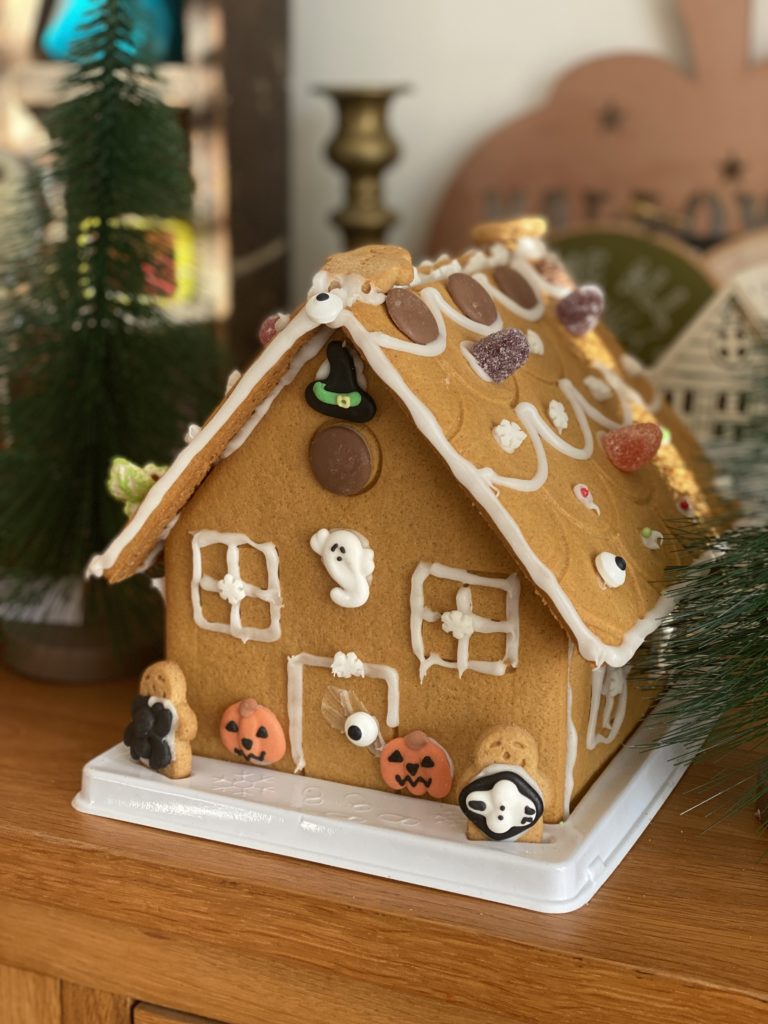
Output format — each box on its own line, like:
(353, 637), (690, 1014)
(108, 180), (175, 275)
(410, 562), (520, 680)
(586, 665), (629, 749)
(190, 530), (281, 643)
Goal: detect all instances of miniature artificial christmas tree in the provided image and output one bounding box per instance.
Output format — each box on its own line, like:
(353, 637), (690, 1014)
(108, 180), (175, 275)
(0, 0), (222, 678)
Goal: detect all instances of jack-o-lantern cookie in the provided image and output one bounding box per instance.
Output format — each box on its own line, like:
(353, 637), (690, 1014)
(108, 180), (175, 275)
(458, 725), (551, 843)
(220, 699), (286, 766)
(123, 660), (198, 780)
(379, 730), (453, 798)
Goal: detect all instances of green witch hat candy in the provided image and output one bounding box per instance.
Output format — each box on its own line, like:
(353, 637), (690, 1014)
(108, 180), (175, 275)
(305, 340), (376, 423)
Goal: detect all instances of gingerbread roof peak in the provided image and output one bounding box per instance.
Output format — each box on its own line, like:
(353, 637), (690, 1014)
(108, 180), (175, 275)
(321, 244), (414, 295)
(88, 220), (715, 668)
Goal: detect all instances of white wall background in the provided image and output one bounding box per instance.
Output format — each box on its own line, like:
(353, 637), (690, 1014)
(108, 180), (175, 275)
(288, 0), (768, 302)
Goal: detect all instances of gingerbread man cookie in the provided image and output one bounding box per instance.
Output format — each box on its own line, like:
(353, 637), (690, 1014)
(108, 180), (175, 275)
(123, 660), (198, 779)
(458, 725), (552, 843)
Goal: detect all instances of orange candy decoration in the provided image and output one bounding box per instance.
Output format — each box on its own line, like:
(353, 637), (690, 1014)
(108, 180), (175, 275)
(601, 422), (662, 472)
(379, 730), (454, 798)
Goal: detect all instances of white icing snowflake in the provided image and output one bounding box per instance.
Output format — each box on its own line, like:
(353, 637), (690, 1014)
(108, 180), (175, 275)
(217, 573), (246, 605)
(441, 609), (474, 640)
(526, 329), (544, 355)
(548, 399), (569, 433)
(492, 419), (527, 454)
(582, 375), (613, 401)
(331, 651), (365, 679)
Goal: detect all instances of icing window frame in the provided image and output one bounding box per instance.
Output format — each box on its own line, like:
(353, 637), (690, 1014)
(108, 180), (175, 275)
(190, 530), (282, 643)
(286, 652), (400, 772)
(410, 562), (520, 680)
(586, 664), (629, 749)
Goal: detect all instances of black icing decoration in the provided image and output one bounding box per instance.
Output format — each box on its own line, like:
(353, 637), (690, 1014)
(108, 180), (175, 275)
(458, 768), (544, 841)
(469, 328), (529, 383)
(123, 694), (173, 771)
(305, 340), (376, 423)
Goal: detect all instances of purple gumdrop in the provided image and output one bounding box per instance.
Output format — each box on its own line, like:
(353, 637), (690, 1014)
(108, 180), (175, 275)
(556, 285), (605, 336)
(469, 328), (529, 383)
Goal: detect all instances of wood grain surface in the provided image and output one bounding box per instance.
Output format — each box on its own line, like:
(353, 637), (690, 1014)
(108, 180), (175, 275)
(0, 667), (766, 1024)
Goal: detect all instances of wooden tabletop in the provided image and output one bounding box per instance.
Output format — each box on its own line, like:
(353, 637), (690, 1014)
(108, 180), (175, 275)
(0, 666), (766, 1024)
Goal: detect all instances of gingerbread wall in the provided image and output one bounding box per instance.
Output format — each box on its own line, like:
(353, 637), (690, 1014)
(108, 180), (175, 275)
(163, 341), (641, 821)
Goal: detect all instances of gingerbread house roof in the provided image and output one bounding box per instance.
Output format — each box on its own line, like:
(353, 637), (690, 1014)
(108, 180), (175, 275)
(88, 220), (714, 668)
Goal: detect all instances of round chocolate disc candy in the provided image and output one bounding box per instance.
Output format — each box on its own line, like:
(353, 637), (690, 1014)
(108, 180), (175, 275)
(385, 287), (439, 345)
(493, 266), (538, 309)
(446, 272), (497, 325)
(309, 425), (373, 496)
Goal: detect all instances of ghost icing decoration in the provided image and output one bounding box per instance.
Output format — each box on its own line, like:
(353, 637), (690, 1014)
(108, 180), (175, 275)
(305, 340), (375, 423)
(310, 528), (375, 608)
(459, 765), (544, 841)
(379, 731), (453, 798)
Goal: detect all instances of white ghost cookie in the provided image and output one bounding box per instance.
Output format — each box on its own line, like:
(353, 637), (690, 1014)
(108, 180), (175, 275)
(310, 528), (375, 609)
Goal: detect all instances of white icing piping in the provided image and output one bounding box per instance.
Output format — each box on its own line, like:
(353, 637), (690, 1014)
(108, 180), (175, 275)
(477, 378), (627, 494)
(286, 652), (400, 772)
(410, 562), (519, 681)
(190, 530), (281, 643)
(562, 640), (577, 820)
(350, 329), (672, 668)
(223, 331), (329, 458)
(586, 664), (629, 749)
(87, 308), (322, 577)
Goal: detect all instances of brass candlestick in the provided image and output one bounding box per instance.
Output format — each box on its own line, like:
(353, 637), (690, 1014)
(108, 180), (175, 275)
(319, 86), (406, 249)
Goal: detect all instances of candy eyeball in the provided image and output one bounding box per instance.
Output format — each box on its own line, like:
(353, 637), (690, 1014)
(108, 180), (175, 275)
(306, 290), (344, 325)
(677, 497), (696, 519)
(344, 711), (379, 748)
(595, 551), (627, 588)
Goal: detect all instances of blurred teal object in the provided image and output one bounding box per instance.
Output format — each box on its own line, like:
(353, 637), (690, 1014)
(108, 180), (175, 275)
(40, 0), (182, 63)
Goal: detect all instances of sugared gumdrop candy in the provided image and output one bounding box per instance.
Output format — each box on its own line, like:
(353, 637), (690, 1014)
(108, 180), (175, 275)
(258, 313), (280, 346)
(556, 285), (605, 336)
(470, 328), (529, 383)
(601, 422), (662, 472)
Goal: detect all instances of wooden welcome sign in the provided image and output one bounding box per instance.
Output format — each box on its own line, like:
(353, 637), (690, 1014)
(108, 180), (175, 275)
(429, 0), (768, 255)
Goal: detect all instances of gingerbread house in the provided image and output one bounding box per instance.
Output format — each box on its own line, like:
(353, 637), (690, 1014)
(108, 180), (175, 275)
(88, 218), (714, 841)
(652, 274), (767, 446)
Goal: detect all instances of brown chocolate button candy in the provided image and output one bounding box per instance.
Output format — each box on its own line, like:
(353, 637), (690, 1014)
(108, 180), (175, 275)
(446, 273), (497, 325)
(385, 287), (439, 344)
(309, 425), (372, 496)
(493, 266), (538, 309)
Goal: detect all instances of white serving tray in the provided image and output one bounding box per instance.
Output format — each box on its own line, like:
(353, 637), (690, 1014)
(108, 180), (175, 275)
(74, 710), (687, 913)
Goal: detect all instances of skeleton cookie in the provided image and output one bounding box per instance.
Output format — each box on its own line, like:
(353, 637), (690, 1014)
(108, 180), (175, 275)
(310, 528), (375, 608)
